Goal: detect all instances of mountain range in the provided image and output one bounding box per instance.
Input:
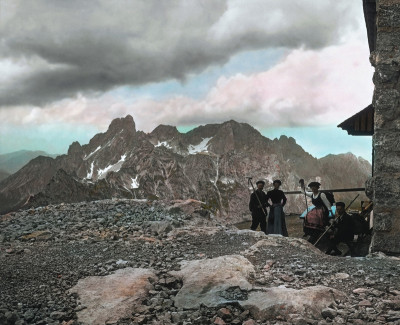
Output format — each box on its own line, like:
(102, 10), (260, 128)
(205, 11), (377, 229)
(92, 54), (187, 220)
(0, 115), (371, 221)
(0, 150), (58, 181)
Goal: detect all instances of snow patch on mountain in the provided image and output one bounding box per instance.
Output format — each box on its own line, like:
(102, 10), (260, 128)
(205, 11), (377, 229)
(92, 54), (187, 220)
(97, 154), (127, 179)
(220, 177), (235, 185)
(188, 138), (212, 155)
(155, 141), (173, 149)
(84, 146), (101, 160)
(86, 162), (94, 179)
(131, 175), (139, 189)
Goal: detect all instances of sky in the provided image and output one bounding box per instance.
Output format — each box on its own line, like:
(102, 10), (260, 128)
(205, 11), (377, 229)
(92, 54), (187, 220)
(0, 0), (374, 161)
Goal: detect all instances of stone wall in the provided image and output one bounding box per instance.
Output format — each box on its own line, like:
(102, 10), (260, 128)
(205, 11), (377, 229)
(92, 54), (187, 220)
(370, 0), (400, 254)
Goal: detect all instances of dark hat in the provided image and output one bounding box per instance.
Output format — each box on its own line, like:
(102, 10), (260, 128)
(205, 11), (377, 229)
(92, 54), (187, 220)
(308, 181), (321, 188)
(335, 201), (345, 207)
(256, 180), (265, 185)
(273, 179), (282, 185)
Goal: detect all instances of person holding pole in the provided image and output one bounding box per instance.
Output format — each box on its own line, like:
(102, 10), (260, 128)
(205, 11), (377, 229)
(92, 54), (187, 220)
(249, 180), (268, 234)
(325, 202), (355, 256)
(300, 181), (332, 244)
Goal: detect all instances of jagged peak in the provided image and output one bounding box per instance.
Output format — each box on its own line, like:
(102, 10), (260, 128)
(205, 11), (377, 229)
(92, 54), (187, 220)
(108, 115), (136, 133)
(186, 119), (262, 139)
(150, 124), (180, 139)
(278, 135), (296, 143)
(67, 141), (82, 155)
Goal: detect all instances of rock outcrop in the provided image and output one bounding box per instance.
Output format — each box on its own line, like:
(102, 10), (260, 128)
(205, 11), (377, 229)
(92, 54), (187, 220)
(70, 268), (156, 325)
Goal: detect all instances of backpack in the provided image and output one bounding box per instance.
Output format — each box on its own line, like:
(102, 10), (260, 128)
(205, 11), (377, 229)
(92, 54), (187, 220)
(321, 191), (335, 206)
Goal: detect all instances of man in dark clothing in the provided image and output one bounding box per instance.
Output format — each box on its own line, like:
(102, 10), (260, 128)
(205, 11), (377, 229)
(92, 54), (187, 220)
(249, 180), (268, 234)
(326, 202), (355, 256)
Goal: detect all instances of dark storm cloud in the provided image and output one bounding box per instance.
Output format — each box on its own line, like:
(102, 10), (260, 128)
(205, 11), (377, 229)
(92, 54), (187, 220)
(0, 0), (359, 107)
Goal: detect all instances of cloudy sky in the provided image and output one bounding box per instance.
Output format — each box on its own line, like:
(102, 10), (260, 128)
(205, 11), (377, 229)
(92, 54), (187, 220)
(0, 0), (374, 161)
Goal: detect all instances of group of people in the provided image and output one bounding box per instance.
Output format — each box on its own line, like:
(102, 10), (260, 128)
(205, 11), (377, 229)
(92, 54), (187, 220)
(249, 179), (356, 256)
(249, 179), (288, 236)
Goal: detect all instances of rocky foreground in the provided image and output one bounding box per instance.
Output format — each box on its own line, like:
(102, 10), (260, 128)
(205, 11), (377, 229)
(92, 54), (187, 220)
(1, 199), (400, 325)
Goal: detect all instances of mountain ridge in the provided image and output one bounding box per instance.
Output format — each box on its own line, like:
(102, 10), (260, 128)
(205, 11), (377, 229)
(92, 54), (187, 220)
(0, 150), (59, 177)
(0, 115), (371, 220)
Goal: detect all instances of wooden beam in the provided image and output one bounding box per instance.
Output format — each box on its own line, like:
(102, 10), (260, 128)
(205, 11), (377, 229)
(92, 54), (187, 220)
(284, 188), (365, 194)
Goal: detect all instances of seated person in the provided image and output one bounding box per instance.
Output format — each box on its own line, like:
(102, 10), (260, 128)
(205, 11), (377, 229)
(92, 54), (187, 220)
(326, 201), (355, 256)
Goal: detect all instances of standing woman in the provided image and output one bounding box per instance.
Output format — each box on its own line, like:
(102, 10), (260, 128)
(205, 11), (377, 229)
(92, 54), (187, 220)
(300, 181), (332, 244)
(266, 180), (288, 236)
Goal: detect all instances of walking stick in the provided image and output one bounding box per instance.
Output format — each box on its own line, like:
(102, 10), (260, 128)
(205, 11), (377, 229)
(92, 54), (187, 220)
(247, 177), (268, 218)
(299, 179), (309, 219)
(313, 194), (360, 246)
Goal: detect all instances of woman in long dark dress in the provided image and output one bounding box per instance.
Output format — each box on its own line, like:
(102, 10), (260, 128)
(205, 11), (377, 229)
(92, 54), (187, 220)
(266, 180), (288, 236)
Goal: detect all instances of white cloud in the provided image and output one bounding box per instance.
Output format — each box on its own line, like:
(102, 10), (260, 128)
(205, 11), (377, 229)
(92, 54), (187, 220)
(0, 40), (374, 134)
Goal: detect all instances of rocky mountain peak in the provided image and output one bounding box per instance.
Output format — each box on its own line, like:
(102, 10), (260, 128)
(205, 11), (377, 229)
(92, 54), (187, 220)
(107, 115), (136, 135)
(184, 120), (267, 155)
(274, 135), (312, 160)
(150, 124), (180, 141)
(67, 141), (83, 156)
(278, 135), (296, 145)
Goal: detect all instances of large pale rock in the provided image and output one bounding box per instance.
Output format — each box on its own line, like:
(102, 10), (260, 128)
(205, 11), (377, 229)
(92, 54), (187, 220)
(242, 236), (322, 256)
(69, 268), (156, 325)
(168, 226), (222, 239)
(170, 252), (346, 321)
(170, 255), (255, 308)
(241, 285), (347, 321)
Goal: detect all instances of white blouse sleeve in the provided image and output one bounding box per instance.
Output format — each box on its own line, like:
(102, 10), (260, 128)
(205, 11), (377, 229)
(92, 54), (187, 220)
(300, 187), (313, 198)
(320, 193), (332, 210)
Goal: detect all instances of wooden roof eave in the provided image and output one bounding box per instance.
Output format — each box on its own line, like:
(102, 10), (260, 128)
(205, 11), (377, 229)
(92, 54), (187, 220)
(337, 104), (374, 136)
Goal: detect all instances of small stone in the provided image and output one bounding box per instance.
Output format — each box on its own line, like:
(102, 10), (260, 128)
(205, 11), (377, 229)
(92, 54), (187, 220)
(333, 273), (349, 280)
(5, 311), (19, 323)
(292, 318), (308, 325)
(214, 316), (226, 325)
(242, 319), (257, 325)
(217, 307), (231, 319)
(239, 310), (250, 320)
(382, 300), (400, 310)
(133, 315), (147, 325)
(353, 288), (369, 294)
(263, 260), (275, 270)
(23, 309), (35, 321)
(359, 300), (372, 307)
(281, 275), (295, 282)
(170, 312), (181, 323)
(50, 311), (66, 320)
(321, 308), (337, 319)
